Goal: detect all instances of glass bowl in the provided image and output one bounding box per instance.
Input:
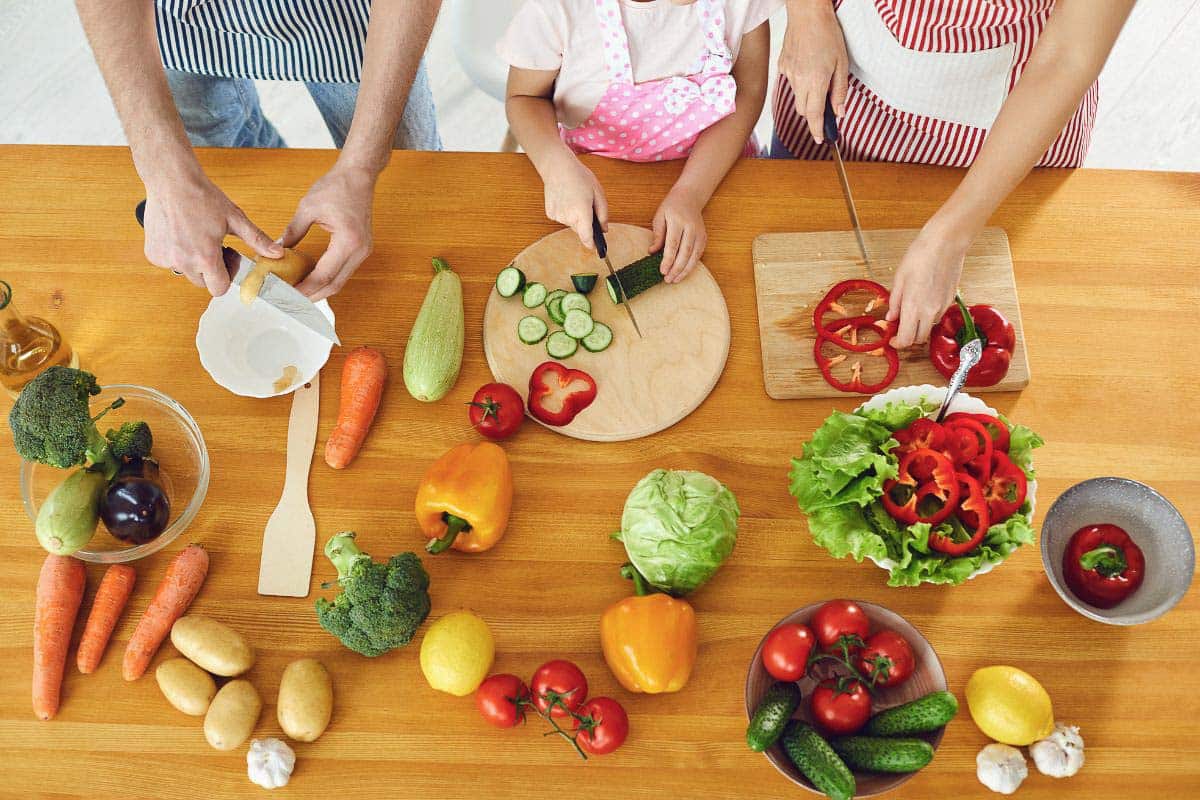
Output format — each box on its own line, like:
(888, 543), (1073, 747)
(20, 384), (209, 563)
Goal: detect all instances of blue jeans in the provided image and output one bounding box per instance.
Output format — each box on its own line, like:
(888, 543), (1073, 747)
(164, 62), (442, 150)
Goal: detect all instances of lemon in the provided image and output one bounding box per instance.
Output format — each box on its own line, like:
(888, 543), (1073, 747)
(419, 611), (495, 697)
(966, 665), (1055, 746)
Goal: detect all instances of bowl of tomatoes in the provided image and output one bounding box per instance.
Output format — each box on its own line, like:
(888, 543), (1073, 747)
(744, 599), (952, 798)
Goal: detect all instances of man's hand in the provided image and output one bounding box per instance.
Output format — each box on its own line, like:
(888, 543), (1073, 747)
(143, 172), (282, 296)
(780, 0), (849, 143)
(886, 222), (969, 348)
(543, 152), (608, 252)
(651, 184), (707, 284)
(282, 163), (378, 302)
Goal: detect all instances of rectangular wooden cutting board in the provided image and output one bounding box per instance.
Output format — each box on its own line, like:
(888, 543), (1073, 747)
(752, 227), (1030, 399)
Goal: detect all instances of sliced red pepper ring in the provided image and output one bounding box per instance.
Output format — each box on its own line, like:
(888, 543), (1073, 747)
(983, 451), (1028, 524)
(881, 448), (960, 526)
(813, 280), (891, 337)
(817, 315), (896, 353)
(893, 418), (947, 460)
(943, 412), (1010, 453)
(813, 336), (899, 394)
(929, 472), (990, 556)
(943, 417), (993, 485)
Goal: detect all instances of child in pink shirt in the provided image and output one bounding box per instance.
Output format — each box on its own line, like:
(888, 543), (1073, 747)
(499, 0), (779, 282)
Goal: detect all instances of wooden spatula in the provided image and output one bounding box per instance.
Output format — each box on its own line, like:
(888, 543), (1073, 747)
(258, 372), (320, 597)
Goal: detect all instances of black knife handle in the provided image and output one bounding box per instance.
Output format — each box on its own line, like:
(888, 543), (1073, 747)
(823, 93), (840, 146)
(134, 198), (146, 228)
(591, 209), (608, 259)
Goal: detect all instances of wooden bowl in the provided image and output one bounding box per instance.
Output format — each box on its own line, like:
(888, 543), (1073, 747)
(744, 600), (949, 797)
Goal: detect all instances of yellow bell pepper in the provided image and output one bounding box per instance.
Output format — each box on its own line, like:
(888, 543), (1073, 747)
(600, 565), (698, 694)
(415, 442), (513, 554)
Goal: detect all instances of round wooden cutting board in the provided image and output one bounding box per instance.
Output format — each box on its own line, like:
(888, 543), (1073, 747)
(482, 224), (731, 441)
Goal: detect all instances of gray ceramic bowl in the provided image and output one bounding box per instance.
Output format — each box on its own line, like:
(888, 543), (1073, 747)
(1041, 477), (1193, 625)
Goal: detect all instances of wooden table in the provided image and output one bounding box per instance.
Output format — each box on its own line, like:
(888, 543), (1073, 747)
(0, 146), (1197, 799)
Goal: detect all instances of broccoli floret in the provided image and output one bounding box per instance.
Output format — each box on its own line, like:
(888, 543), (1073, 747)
(315, 531), (431, 657)
(106, 421), (153, 460)
(9, 366), (122, 469)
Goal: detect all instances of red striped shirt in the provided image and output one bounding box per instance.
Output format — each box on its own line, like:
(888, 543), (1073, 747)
(774, 0), (1097, 167)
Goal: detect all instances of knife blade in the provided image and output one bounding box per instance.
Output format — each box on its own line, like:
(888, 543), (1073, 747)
(823, 99), (873, 273)
(591, 211), (644, 339)
(134, 199), (340, 344)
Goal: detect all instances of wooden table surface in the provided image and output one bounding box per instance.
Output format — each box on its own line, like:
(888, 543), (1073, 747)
(0, 146), (1197, 799)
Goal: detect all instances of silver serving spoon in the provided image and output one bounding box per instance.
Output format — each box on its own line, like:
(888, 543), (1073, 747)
(935, 338), (983, 422)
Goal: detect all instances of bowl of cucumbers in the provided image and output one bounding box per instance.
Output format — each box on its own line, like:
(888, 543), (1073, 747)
(744, 599), (956, 798)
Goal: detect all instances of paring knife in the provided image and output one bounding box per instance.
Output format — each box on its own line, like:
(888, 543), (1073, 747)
(591, 211), (644, 338)
(822, 98), (873, 274)
(134, 199), (340, 344)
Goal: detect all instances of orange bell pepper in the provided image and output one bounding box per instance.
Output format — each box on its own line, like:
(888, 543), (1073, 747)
(415, 442), (513, 554)
(600, 565), (698, 694)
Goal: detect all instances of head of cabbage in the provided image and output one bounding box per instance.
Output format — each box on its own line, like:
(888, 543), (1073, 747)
(615, 469), (740, 596)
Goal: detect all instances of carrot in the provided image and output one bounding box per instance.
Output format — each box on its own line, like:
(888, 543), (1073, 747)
(325, 346), (387, 469)
(33, 554), (87, 720)
(122, 544), (208, 681)
(76, 564), (136, 674)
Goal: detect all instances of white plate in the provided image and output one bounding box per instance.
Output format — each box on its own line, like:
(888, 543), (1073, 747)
(196, 291), (336, 398)
(855, 384), (1038, 582)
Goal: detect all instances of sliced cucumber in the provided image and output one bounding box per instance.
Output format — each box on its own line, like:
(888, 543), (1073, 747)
(495, 266), (526, 298)
(581, 321), (613, 352)
(517, 315), (548, 344)
(545, 288), (568, 308)
(606, 252), (665, 304)
(561, 292), (591, 315)
(571, 273), (598, 294)
(545, 330), (578, 360)
(562, 308), (594, 339)
(522, 282), (548, 308)
(547, 295), (567, 325)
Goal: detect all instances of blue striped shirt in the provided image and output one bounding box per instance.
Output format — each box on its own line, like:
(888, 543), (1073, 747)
(155, 0), (372, 83)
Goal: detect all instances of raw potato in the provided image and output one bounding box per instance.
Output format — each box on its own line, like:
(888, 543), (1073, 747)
(240, 248), (315, 305)
(277, 658), (333, 742)
(170, 615), (255, 677)
(155, 658), (217, 716)
(204, 680), (262, 751)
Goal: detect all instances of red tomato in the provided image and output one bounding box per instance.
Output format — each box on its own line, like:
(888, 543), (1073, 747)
(762, 623), (816, 682)
(811, 600), (871, 654)
(857, 629), (915, 688)
(573, 697), (629, 755)
(809, 679), (872, 736)
(476, 673), (530, 729)
(468, 382), (524, 440)
(531, 660), (588, 718)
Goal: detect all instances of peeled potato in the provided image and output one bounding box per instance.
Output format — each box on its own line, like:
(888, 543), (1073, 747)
(170, 615), (255, 677)
(241, 247), (314, 304)
(155, 658), (216, 716)
(204, 679), (262, 751)
(277, 658), (333, 742)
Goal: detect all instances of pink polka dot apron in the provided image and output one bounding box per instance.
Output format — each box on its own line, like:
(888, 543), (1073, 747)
(561, 0), (739, 162)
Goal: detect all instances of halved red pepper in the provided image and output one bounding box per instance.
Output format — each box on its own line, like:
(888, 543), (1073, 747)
(527, 362), (597, 426)
(813, 279), (890, 340)
(881, 448), (960, 526)
(943, 417), (993, 485)
(982, 451), (1027, 523)
(929, 472), (990, 555)
(944, 412), (1010, 453)
(819, 315), (896, 353)
(813, 337), (899, 394)
(893, 418), (947, 460)
(929, 297), (1016, 387)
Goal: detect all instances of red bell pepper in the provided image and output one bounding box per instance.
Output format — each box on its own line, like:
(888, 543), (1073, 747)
(527, 362), (597, 426)
(929, 473), (990, 555)
(818, 315), (896, 353)
(982, 451), (1027, 523)
(929, 297), (1016, 387)
(881, 448), (960, 526)
(943, 412), (1010, 453)
(943, 417), (994, 484)
(813, 337), (899, 394)
(892, 418), (947, 460)
(812, 279), (890, 339)
(1062, 523), (1146, 609)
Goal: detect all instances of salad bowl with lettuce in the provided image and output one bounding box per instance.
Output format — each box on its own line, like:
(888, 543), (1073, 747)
(789, 385), (1042, 587)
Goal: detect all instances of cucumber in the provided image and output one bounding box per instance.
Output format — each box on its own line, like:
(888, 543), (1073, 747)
(606, 252), (665, 304)
(581, 321), (613, 353)
(863, 691), (958, 737)
(495, 266), (525, 298)
(561, 292), (591, 315)
(781, 721), (856, 800)
(546, 330), (577, 359)
(522, 282), (548, 308)
(35, 469), (104, 555)
(562, 308), (594, 339)
(571, 273), (598, 294)
(403, 257), (464, 402)
(746, 682), (801, 752)
(517, 315), (548, 344)
(547, 295), (567, 325)
(545, 288), (568, 308)
(830, 736), (935, 773)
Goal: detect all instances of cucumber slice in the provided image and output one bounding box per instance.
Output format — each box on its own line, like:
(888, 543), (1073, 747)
(606, 252), (665, 304)
(581, 321), (613, 352)
(562, 308), (595, 339)
(545, 288), (568, 309)
(561, 292), (591, 314)
(517, 315), (548, 344)
(545, 330), (578, 359)
(522, 282), (548, 308)
(571, 273), (598, 294)
(547, 295), (567, 325)
(495, 266), (526, 298)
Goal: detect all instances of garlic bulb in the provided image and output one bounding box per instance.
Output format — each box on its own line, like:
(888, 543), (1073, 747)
(246, 737), (295, 789)
(1030, 723), (1085, 778)
(977, 743), (1028, 795)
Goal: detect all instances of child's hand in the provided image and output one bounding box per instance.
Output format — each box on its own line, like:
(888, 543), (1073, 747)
(543, 152), (608, 250)
(651, 185), (707, 284)
(886, 222), (969, 348)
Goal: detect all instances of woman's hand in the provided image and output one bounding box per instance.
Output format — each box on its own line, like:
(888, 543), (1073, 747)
(651, 184), (707, 284)
(886, 222), (972, 348)
(543, 151), (608, 251)
(779, 0), (850, 143)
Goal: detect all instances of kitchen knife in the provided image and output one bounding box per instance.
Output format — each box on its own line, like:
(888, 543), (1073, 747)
(823, 98), (873, 272)
(591, 211), (644, 338)
(134, 199), (340, 345)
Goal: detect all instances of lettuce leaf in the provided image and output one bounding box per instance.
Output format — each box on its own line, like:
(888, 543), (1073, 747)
(788, 412), (897, 513)
(1004, 419), (1044, 478)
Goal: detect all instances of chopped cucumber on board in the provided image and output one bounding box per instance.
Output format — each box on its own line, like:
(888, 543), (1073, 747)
(545, 288), (568, 308)
(517, 315), (548, 344)
(561, 292), (591, 315)
(547, 295), (567, 325)
(546, 330), (578, 359)
(495, 266), (526, 298)
(606, 252), (665, 304)
(522, 282), (548, 308)
(571, 273), (598, 294)
(493, 265), (617, 356)
(562, 308), (595, 339)
(581, 321), (613, 352)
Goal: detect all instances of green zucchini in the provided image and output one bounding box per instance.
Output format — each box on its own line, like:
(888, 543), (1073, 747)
(36, 469), (104, 555)
(403, 257), (464, 402)
(517, 315), (548, 344)
(606, 252), (665, 304)
(561, 292), (591, 315)
(863, 691), (958, 737)
(546, 330), (577, 360)
(495, 265), (525, 298)
(581, 321), (613, 353)
(547, 295), (567, 326)
(830, 736), (934, 773)
(562, 308), (594, 339)
(522, 282), (548, 308)
(746, 682), (801, 752)
(571, 273), (598, 294)
(781, 721), (855, 800)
